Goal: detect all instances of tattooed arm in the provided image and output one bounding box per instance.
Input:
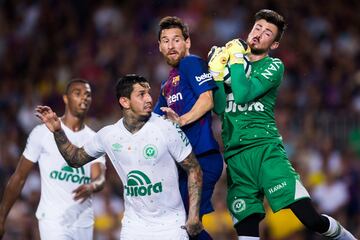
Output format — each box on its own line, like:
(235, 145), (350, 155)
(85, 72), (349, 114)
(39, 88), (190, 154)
(179, 152), (203, 236)
(35, 105), (96, 168)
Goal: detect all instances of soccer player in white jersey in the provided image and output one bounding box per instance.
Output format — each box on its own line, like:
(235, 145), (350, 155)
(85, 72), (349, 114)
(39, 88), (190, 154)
(34, 74), (203, 240)
(0, 79), (106, 240)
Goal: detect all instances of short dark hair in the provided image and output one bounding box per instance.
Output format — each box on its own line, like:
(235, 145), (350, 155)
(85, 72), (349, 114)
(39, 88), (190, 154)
(115, 74), (149, 100)
(158, 16), (189, 41)
(65, 78), (90, 94)
(255, 9), (287, 42)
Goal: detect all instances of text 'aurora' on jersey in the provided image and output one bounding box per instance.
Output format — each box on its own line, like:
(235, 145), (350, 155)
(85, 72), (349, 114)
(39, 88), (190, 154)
(124, 170), (163, 197)
(50, 165), (90, 184)
(225, 93), (265, 113)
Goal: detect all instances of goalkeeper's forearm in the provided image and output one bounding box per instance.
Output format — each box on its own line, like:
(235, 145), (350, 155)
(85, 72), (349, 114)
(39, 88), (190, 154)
(213, 82), (226, 115)
(230, 64), (261, 104)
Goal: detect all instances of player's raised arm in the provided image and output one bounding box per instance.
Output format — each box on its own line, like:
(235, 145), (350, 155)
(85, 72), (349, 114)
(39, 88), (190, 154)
(35, 105), (96, 167)
(178, 151), (203, 236)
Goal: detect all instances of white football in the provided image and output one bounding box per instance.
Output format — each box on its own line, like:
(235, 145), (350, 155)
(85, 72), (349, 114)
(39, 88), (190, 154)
(223, 55), (251, 86)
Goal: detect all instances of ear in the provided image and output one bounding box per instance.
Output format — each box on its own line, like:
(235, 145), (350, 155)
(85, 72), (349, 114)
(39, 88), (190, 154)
(270, 41), (279, 51)
(63, 95), (68, 105)
(185, 37), (191, 51)
(158, 40), (162, 53)
(119, 97), (130, 109)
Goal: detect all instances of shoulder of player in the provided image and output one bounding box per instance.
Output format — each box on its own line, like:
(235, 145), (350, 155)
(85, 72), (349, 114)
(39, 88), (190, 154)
(266, 57), (284, 69)
(30, 123), (52, 136)
(179, 54), (205, 68)
(93, 121), (120, 138)
(149, 114), (179, 132)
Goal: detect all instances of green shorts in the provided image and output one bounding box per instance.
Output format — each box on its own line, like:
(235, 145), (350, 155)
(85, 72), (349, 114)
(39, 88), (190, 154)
(226, 143), (310, 224)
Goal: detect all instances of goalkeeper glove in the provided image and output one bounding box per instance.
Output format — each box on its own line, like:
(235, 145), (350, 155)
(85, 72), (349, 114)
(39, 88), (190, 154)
(225, 38), (250, 65)
(208, 46), (229, 81)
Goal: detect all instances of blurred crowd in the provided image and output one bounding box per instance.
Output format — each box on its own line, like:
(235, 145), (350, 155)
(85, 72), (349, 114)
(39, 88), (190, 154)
(1, 0), (360, 239)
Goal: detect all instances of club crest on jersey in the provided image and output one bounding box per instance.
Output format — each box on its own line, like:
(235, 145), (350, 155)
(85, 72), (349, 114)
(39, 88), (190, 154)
(232, 198), (246, 213)
(172, 75), (180, 86)
(124, 170), (163, 197)
(143, 144), (158, 159)
(50, 165), (90, 184)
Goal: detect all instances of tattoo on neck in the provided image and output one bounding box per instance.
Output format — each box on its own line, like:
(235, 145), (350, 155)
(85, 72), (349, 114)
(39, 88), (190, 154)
(123, 117), (147, 134)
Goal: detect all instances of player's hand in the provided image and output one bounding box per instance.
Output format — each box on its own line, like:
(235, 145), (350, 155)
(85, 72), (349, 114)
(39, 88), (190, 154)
(208, 46), (229, 81)
(225, 38), (250, 65)
(160, 107), (184, 126)
(72, 184), (94, 203)
(182, 217), (203, 237)
(35, 105), (61, 132)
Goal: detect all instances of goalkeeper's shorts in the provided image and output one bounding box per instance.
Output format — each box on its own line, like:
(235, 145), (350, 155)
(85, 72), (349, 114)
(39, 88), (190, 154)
(226, 143), (310, 224)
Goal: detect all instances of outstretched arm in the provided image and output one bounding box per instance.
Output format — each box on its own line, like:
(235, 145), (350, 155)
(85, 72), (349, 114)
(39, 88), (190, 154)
(0, 156), (34, 239)
(35, 106), (95, 167)
(179, 152), (203, 236)
(161, 90), (213, 127)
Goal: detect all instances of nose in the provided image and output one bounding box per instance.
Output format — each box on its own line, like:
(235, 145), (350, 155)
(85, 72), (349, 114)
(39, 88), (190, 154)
(146, 93), (153, 103)
(168, 40), (175, 49)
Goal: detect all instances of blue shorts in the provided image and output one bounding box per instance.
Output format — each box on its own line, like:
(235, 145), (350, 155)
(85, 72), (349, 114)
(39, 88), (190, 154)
(178, 151), (223, 216)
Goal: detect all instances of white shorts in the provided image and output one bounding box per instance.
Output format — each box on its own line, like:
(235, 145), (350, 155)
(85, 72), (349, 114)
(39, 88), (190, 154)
(38, 219), (93, 240)
(120, 226), (189, 240)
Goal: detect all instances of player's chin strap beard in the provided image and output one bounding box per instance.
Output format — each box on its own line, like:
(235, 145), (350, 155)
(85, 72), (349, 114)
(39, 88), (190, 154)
(250, 47), (267, 55)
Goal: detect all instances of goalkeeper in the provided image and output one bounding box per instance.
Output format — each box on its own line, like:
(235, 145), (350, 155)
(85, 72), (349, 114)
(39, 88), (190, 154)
(208, 9), (357, 240)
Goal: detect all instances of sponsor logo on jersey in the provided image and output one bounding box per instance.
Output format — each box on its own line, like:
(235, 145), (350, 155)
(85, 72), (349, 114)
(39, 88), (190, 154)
(167, 92), (183, 105)
(50, 165), (90, 184)
(225, 93), (264, 113)
(232, 198), (246, 213)
(124, 170), (162, 197)
(112, 143), (123, 152)
(172, 75), (180, 86)
(143, 144), (158, 159)
(195, 72), (212, 85)
(268, 181), (287, 195)
(261, 59), (282, 80)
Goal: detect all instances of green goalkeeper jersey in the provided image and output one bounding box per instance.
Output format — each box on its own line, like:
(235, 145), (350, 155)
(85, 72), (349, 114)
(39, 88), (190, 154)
(213, 56), (285, 161)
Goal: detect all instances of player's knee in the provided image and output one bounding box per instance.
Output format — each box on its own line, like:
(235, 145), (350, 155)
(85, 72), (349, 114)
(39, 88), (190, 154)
(234, 213), (265, 236)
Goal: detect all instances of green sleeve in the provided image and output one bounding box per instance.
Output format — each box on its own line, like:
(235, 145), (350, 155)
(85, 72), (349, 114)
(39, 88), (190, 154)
(230, 60), (284, 104)
(213, 81), (226, 116)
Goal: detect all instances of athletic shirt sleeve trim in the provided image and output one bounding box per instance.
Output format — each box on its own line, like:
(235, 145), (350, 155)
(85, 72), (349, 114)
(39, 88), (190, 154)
(155, 117), (192, 163)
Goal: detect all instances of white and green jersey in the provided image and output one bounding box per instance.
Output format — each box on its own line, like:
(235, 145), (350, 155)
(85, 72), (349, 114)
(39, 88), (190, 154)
(84, 114), (192, 233)
(23, 122), (106, 227)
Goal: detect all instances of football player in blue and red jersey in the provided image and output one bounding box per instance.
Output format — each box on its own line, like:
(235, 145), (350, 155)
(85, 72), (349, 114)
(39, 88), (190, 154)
(154, 16), (223, 240)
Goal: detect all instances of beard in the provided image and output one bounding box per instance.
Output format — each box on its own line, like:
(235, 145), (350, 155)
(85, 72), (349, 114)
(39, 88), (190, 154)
(165, 57), (180, 67)
(164, 50), (186, 67)
(250, 46), (268, 55)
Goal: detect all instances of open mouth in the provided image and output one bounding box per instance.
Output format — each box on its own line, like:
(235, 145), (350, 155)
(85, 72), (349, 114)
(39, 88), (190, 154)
(251, 38), (259, 44)
(168, 51), (178, 57)
(79, 103), (88, 110)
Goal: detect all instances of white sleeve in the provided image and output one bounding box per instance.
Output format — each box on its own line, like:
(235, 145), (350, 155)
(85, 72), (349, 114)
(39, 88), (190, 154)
(83, 132), (106, 159)
(22, 125), (44, 163)
(165, 121), (192, 163)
